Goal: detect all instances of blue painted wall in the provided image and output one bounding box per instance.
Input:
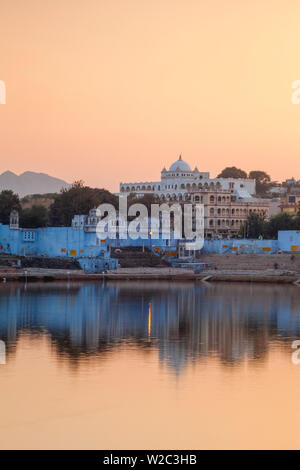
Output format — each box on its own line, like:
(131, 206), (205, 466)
(278, 230), (300, 253)
(1, 223), (300, 257)
(0, 224), (177, 258)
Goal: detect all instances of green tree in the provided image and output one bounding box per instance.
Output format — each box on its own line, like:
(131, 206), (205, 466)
(217, 167), (247, 179)
(0, 190), (21, 224)
(249, 171), (271, 195)
(265, 213), (297, 239)
(240, 213), (266, 239)
(49, 181), (118, 226)
(127, 193), (159, 211)
(20, 205), (49, 228)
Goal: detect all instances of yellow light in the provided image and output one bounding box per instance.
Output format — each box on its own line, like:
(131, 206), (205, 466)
(148, 302), (151, 342)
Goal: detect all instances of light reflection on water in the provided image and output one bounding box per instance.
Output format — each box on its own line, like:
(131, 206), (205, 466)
(0, 281), (300, 449)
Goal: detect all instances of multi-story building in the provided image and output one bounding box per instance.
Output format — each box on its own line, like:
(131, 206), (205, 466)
(191, 189), (269, 237)
(280, 188), (300, 215)
(119, 156), (271, 237)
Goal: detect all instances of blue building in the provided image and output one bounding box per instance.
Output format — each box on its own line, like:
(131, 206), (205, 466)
(0, 211), (300, 269)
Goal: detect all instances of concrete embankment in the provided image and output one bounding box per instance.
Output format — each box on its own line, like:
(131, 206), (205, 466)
(0, 253), (299, 283)
(0, 266), (300, 284)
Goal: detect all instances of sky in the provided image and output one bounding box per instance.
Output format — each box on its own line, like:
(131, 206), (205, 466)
(1, 0), (300, 192)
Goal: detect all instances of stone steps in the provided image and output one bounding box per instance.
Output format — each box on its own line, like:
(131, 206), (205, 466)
(200, 253), (300, 272)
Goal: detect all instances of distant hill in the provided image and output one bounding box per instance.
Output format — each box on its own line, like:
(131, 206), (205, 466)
(0, 171), (71, 197)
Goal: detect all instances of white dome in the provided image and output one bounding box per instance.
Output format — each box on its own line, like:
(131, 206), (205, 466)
(169, 156), (191, 172)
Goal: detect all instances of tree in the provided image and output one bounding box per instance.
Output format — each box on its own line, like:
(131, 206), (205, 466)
(217, 167), (247, 179)
(240, 213), (266, 239)
(265, 213), (297, 239)
(49, 182), (118, 226)
(127, 193), (159, 211)
(20, 205), (49, 228)
(249, 171), (271, 195)
(0, 190), (21, 224)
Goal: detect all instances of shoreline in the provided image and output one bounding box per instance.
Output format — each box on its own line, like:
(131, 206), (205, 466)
(0, 267), (300, 284)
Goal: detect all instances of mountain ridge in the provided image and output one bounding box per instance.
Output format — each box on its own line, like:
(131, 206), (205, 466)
(0, 170), (71, 197)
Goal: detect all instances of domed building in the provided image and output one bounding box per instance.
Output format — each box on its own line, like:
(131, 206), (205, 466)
(119, 155), (255, 202)
(119, 156), (273, 236)
(169, 156), (192, 172)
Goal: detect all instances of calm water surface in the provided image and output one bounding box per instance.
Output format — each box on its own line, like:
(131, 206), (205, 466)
(0, 281), (300, 449)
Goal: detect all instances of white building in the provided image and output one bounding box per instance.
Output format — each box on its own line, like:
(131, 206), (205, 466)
(119, 156), (256, 201)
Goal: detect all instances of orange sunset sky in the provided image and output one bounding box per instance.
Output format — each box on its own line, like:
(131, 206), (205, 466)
(1, 0), (300, 192)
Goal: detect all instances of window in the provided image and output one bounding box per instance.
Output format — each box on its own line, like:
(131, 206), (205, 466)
(23, 231), (35, 242)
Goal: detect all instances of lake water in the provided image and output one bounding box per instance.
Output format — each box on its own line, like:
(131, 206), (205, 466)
(0, 281), (300, 449)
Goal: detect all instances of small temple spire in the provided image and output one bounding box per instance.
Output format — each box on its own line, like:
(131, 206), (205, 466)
(179, 154), (182, 160)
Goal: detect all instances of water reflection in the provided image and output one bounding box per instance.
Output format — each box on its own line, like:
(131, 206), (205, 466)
(0, 281), (299, 373)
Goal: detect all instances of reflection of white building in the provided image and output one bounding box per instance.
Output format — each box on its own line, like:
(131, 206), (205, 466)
(120, 156), (256, 201)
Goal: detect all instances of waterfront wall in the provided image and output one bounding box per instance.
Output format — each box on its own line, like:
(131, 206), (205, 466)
(78, 257), (119, 273)
(0, 222), (300, 258)
(0, 225), (103, 258)
(0, 223), (178, 258)
(278, 230), (300, 253)
(0, 223), (177, 260)
(202, 239), (278, 254)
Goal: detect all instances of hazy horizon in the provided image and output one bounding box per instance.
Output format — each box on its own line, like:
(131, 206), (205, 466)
(0, 159), (294, 194)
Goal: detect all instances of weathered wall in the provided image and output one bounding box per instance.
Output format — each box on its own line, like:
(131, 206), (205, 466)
(278, 230), (300, 253)
(202, 238), (278, 254)
(1, 222), (300, 258)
